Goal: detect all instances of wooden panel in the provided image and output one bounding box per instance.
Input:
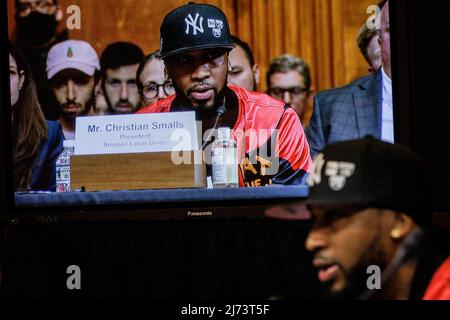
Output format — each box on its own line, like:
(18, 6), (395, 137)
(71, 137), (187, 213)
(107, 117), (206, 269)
(71, 151), (206, 191)
(7, 0), (15, 39)
(6, 0), (376, 94)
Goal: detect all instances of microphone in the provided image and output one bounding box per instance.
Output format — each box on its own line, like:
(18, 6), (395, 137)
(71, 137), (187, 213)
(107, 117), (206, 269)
(201, 104), (227, 150)
(358, 227), (425, 300)
(216, 104), (227, 117)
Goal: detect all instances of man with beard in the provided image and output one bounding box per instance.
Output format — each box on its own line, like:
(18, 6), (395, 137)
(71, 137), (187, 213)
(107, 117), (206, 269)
(14, 0), (67, 120)
(47, 40), (100, 140)
(100, 42), (144, 114)
(138, 3), (311, 187)
(227, 35), (260, 91)
(304, 137), (450, 300)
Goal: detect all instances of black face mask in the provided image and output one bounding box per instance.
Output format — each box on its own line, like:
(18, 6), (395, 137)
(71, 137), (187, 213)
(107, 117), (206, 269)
(16, 11), (58, 47)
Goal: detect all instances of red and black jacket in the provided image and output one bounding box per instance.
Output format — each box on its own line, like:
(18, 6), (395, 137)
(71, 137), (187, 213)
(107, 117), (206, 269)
(138, 86), (312, 187)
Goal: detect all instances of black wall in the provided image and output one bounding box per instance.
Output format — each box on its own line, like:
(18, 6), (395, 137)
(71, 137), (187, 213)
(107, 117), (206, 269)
(392, 0), (450, 211)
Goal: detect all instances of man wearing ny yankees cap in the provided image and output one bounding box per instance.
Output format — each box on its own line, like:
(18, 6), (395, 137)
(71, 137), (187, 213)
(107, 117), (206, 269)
(138, 2), (311, 187)
(299, 138), (450, 300)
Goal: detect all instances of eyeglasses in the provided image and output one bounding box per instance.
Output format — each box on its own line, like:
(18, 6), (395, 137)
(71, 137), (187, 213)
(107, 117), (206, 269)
(269, 86), (309, 99)
(141, 81), (175, 100)
(17, 1), (56, 17)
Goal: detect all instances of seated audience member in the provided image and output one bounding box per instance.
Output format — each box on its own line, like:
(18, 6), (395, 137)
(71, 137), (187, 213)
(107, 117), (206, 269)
(227, 35), (260, 91)
(100, 42), (144, 114)
(46, 40), (100, 140)
(266, 54), (314, 125)
(138, 3), (311, 187)
(10, 43), (64, 191)
(136, 50), (175, 107)
(357, 23), (382, 74)
(307, 0), (392, 157)
(304, 137), (450, 300)
(14, 0), (68, 121)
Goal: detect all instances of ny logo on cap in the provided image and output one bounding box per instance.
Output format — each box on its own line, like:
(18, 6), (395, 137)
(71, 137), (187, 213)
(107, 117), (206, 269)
(207, 19), (224, 38)
(325, 161), (356, 191)
(185, 13), (204, 35)
(308, 153), (325, 187)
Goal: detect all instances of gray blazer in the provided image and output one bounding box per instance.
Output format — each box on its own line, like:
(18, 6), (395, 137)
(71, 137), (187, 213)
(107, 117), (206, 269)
(306, 70), (382, 157)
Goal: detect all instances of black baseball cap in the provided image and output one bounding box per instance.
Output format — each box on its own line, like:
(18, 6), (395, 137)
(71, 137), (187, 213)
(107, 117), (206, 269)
(159, 2), (234, 59)
(266, 137), (434, 224)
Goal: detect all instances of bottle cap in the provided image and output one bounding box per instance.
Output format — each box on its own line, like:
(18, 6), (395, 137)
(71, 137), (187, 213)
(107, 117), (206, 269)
(218, 127), (231, 140)
(63, 140), (75, 148)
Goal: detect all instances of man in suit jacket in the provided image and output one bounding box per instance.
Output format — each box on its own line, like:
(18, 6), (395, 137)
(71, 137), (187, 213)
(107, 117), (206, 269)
(306, 0), (391, 157)
(306, 71), (382, 156)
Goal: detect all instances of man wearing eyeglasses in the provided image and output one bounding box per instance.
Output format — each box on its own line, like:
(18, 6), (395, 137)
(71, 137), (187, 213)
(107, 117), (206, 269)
(13, 0), (68, 121)
(138, 3), (312, 187)
(136, 50), (175, 107)
(266, 54), (314, 126)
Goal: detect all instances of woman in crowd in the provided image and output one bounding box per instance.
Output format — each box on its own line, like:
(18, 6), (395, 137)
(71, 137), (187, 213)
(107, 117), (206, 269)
(9, 42), (63, 191)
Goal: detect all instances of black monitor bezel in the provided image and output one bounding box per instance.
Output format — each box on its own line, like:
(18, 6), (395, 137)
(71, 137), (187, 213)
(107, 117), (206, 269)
(0, 0), (312, 223)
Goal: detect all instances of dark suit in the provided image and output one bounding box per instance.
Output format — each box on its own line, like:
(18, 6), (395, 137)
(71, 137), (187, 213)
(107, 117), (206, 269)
(306, 70), (382, 157)
(31, 120), (64, 191)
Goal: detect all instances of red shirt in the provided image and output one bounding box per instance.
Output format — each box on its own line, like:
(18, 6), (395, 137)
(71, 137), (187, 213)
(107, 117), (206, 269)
(423, 256), (450, 300)
(137, 86), (312, 187)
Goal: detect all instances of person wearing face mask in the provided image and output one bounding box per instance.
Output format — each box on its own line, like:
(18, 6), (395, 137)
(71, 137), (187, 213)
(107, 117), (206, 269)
(13, 0), (67, 121)
(9, 42), (64, 191)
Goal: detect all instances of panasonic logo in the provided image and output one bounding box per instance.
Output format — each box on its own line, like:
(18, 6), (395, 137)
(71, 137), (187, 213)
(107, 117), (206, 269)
(187, 210), (213, 217)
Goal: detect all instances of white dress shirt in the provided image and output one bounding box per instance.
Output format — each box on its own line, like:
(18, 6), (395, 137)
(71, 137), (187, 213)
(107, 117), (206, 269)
(381, 67), (394, 143)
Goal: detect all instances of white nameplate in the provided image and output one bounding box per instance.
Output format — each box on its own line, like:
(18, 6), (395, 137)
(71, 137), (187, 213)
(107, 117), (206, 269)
(74, 112), (198, 155)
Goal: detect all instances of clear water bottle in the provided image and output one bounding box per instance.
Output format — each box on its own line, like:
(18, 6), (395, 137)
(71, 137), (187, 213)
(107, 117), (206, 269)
(212, 127), (238, 188)
(56, 140), (75, 192)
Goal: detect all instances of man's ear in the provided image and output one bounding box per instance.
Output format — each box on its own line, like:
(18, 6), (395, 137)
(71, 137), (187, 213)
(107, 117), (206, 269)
(390, 212), (416, 240)
(55, 5), (64, 22)
(252, 64), (260, 86)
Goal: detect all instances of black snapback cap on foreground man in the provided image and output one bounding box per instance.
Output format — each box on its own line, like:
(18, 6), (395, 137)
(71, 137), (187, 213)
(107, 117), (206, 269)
(266, 137), (434, 224)
(160, 2), (234, 59)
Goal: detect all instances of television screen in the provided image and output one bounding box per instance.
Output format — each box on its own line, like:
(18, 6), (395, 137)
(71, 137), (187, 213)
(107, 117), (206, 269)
(1, 0), (449, 303)
(1, 0), (449, 223)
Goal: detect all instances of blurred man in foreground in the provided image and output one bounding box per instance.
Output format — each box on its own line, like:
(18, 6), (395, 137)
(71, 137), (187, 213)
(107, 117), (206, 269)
(304, 138), (450, 300)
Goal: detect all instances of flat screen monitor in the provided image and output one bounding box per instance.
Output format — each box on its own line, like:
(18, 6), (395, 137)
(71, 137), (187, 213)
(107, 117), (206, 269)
(1, 0), (449, 224)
